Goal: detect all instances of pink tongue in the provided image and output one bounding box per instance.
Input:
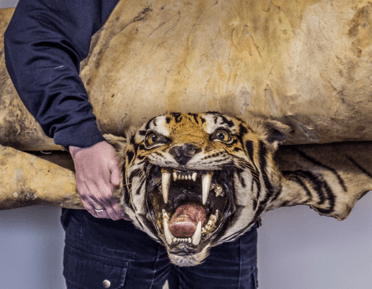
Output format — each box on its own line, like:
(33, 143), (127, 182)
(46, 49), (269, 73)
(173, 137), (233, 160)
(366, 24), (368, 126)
(169, 203), (206, 238)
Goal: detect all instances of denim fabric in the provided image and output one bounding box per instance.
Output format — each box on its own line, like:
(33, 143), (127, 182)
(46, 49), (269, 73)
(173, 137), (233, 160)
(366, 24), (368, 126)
(61, 209), (258, 289)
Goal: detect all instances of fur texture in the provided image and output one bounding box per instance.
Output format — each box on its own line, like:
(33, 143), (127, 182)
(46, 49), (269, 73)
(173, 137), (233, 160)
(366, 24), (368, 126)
(104, 112), (372, 266)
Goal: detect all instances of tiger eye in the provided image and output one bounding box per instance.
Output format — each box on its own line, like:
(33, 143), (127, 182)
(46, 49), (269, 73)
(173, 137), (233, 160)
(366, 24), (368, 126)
(215, 129), (231, 142)
(146, 132), (158, 146)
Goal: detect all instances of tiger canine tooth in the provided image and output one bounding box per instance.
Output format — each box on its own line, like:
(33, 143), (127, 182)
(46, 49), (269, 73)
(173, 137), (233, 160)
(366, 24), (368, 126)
(161, 171), (171, 204)
(192, 172), (197, 181)
(163, 216), (173, 245)
(202, 172), (213, 205)
(162, 209), (169, 220)
(192, 221), (202, 245)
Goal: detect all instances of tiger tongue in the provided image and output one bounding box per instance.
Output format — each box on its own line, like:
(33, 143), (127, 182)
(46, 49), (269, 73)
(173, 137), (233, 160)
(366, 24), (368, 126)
(169, 203), (206, 238)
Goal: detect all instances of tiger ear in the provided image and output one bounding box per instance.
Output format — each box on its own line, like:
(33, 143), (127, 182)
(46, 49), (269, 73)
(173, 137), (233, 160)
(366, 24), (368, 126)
(263, 120), (293, 150)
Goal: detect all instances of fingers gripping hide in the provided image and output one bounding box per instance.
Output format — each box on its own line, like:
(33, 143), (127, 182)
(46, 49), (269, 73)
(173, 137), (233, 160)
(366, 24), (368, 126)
(71, 141), (125, 220)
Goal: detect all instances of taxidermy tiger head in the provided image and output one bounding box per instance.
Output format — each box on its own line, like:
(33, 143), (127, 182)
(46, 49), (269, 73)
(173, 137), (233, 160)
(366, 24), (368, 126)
(105, 112), (292, 267)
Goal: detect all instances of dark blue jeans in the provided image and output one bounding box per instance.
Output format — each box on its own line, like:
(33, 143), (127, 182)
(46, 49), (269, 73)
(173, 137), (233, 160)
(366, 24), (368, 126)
(61, 209), (258, 289)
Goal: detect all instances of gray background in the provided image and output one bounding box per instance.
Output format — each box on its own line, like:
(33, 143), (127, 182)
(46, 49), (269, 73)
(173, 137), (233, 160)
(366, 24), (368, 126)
(1, 0), (372, 288)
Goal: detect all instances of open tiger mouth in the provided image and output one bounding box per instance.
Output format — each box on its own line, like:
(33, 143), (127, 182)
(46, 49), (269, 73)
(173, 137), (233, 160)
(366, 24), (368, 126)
(146, 165), (235, 252)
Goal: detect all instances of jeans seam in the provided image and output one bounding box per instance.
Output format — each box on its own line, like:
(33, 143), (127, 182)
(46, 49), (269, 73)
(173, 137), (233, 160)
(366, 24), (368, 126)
(65, 242), (131, 266)
(149, 244), (161, 289)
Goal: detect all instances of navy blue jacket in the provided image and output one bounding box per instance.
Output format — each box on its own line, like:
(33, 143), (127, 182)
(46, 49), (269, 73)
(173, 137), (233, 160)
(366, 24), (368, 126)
(5, 0), (120, 148)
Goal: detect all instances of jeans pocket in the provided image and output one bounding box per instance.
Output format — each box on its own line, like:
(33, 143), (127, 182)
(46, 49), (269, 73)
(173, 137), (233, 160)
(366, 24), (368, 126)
(64, 244), (128, 289)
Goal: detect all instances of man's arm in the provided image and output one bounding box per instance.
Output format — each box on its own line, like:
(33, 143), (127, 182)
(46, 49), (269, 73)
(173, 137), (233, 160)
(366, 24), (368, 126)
(4, 0), (119, 147)
(4, 0), (126, 220)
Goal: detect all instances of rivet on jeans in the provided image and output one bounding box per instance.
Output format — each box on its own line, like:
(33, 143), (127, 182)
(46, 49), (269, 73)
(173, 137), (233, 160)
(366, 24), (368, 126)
(102, 279), (111, 288)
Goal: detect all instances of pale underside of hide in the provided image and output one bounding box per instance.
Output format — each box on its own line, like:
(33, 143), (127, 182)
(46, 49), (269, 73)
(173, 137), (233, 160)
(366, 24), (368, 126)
(1, 0), (372, 150)
(1, 141), (371, 225)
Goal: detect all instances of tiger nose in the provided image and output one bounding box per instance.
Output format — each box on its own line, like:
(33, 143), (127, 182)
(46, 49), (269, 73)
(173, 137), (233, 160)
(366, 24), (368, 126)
(169, 143), (201, 165)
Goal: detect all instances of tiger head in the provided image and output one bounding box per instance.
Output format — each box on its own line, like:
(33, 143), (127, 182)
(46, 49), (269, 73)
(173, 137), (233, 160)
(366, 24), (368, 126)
(105, 112), (291, 267)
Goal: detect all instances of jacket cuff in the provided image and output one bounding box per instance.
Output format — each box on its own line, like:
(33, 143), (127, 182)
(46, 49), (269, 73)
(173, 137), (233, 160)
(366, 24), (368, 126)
(53, 120), (106, 148)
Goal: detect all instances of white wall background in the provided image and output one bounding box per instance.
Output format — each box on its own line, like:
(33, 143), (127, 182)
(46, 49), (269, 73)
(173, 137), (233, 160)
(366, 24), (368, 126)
(1, 0), (372, 288)
(0, 0), (17, 9)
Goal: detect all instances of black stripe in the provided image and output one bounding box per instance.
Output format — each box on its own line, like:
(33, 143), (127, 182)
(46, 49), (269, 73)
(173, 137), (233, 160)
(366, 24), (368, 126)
(258, 141), (273, 193)
(235, 124), (248, 148)
(236, 168), (246, 188)
(270, 184), (283, 202)
(358, 190), (370, 201)
(138, 130), (146, 136)
(129, 168), (143, 182)
(253, 141), (279, 220)
(213, 115), (218, 124)
(245, 141), (254, 161)
(239, 123), (248, 135)
(220, 115), (234, 127)
(243, 141), (260, 191)
(130, 135), (136, 145)
(188, 113), (199, 124)
(230, 139), (238, 146)
(145, 117), (156, 130)
(135, 181), (145, 195)
(282, 171), (312, 199)
(294, 170), (326, 205)
(294, 148), (347, 192)
(127, 151), (134, 164)
(286, 170), (336, 215)
(133, 215), (144, 230)
(280, 201), (291, 207)
(123, 185), (130, 205)
(236, 158), (260, 182)
(206, 111), (220, 115)
(212, 157), (231, 163)
(252, 198), (258, 210)
(171, 112), (182, 123)
(348, 156), (372, 179)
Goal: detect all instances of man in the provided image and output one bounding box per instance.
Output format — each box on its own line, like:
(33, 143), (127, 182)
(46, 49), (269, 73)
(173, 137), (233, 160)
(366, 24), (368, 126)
(4, 0), (258, 288)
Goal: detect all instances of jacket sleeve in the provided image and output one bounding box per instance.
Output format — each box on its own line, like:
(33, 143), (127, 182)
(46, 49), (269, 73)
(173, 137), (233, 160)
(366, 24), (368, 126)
(4, 0), (119, 148)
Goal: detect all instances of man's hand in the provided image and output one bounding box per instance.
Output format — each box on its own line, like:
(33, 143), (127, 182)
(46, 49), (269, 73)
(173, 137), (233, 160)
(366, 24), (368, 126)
(70, 141), (127, 220)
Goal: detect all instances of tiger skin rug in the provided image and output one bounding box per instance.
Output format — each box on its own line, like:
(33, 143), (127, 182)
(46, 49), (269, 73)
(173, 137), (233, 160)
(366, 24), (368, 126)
(104, 112), (372, 267)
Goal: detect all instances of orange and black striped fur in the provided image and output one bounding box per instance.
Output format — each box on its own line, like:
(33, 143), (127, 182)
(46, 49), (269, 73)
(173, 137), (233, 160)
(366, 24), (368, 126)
(104, 112), (372, 267)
